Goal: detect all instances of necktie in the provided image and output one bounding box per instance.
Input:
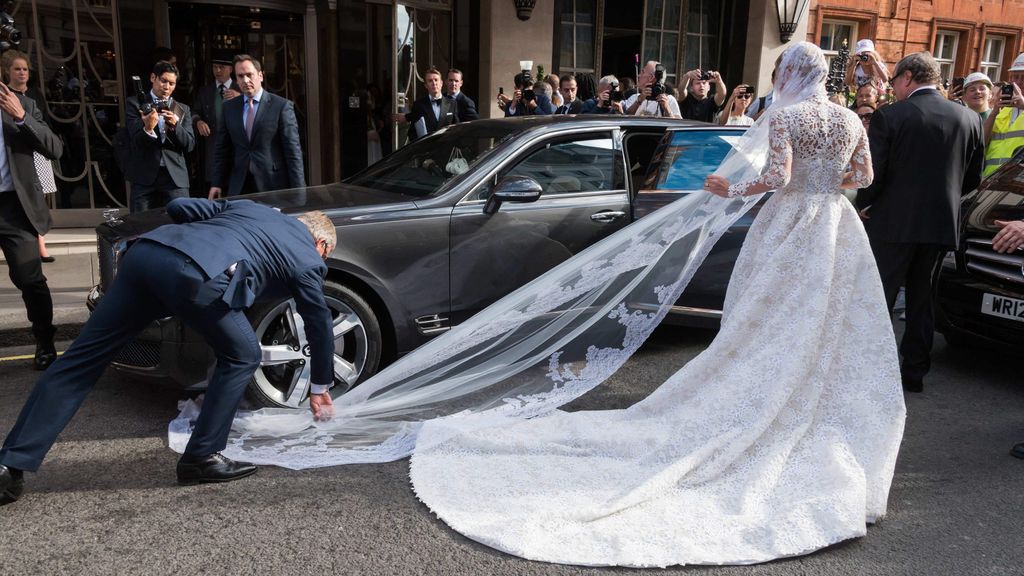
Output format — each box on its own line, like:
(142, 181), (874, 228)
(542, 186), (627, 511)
(245, 97), (256, 140)
(215, 84), (224, 120)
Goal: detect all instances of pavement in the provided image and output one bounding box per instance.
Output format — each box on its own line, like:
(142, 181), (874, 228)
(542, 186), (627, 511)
(0, 228), (95, 344)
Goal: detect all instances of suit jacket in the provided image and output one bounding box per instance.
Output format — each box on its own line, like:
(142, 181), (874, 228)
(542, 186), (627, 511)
(554, 99), (584, 115)
(192, 81), (232, 181)
(858, 89), (984, 248)
(142, 197), (333, 383)
(450, 92), (479, 121)
(3, 96), (64, 235)
(212, 91), (305, 196)
(124, 96), (195, 188)
(504, 92), (555, 116)
(406, 95), (458, 143)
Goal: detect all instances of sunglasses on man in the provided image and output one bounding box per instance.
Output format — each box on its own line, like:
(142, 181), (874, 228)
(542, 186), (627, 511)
(858, 112), (873, 121)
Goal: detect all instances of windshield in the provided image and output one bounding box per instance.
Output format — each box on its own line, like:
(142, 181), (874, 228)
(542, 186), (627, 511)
(344, 123), (520, 197)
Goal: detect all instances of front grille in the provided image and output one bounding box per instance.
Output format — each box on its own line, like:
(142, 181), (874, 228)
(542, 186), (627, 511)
(964, 237), (1024, 286)
(113, 339), (161, 368)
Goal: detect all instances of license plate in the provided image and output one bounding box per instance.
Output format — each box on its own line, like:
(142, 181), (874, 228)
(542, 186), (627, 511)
(981, 293), (1024, 323)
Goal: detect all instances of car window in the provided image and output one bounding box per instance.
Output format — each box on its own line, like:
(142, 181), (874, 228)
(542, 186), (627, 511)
(469, 134), (622, 201)
(643, 130), (741, 191)
(344, 123), (519, 198)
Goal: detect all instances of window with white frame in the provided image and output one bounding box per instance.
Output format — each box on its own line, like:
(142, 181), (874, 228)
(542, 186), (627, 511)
(981, 36), (1005, 81)
(559, 0), (597, 75)
(643, 0), (683, 83)
(819, 19), (858, 69)
(933, 30), (959, 83)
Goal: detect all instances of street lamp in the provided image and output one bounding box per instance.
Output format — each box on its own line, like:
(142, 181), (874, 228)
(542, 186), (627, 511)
(775, 0), (810, 43)
(513, 0), (536, 21)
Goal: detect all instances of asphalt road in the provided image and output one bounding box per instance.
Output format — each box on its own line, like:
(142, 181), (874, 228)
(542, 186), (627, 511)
(0, 325), (1021, 576)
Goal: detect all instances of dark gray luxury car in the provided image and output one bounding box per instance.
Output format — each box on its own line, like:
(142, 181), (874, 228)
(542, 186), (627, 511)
(89, 116), (755, 408)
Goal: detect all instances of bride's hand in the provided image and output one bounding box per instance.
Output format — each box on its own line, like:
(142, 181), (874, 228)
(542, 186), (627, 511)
(705, 175), (731, 197)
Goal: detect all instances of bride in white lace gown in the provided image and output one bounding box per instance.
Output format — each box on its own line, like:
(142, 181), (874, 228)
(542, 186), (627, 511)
(406, 42), (906, 566)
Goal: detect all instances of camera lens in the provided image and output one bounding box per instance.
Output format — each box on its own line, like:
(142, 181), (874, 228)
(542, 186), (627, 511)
(700, 73), (710, 81)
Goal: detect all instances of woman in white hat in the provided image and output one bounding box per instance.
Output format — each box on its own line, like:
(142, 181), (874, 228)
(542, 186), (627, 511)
(845, 39), (890, 89)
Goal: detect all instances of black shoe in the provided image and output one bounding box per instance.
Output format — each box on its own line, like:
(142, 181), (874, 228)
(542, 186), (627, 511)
(901, 374), (923, 393)
(0, 465), (25, 506)
(1012, 443), (1024, 460)
(176, 453), (257, 485)
(40, 255), (55, 263)
(33, 343), (56, 371)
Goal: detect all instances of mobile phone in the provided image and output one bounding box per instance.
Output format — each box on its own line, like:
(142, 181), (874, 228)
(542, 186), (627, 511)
(951, 77), (964, 92)
(498, 87), (504, 95)
(1002, 83), (1014, 98)
(743, 85), (756, 95)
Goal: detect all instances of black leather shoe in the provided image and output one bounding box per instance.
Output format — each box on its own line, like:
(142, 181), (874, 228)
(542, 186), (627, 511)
(176, 453), (257, 485)
(33, 343), (56, 371)
(1012, 443), (1024, 460)
(0, 465), (25, 506)
(901, 375), (923, 393)
(40, 255), (55, 263)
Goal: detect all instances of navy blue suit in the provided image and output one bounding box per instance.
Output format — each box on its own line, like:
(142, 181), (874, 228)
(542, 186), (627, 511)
(0, 198), (333, 471)
(504, 93), (555, 116)
(212, 91), (305, 196)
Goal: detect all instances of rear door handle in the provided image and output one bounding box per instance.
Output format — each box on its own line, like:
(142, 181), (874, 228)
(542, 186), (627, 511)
(591, 210), (626, 223)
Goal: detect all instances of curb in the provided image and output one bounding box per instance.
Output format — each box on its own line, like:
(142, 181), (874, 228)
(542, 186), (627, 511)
(0, 323), (84, 348)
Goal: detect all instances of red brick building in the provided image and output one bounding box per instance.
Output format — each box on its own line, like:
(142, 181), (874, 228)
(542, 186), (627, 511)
(808, 0), (1024, 83)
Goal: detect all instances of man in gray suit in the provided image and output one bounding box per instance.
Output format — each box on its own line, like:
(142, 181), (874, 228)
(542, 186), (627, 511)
(208, 54), (305, 198)
(124, 60), (195, 213)
(0, 80), (63, 370)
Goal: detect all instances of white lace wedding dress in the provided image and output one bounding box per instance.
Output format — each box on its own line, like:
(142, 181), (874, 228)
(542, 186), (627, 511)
(407, 90), (906, 565)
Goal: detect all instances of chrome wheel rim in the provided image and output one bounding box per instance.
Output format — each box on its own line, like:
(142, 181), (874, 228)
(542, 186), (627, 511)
(253, 296), (369, 408)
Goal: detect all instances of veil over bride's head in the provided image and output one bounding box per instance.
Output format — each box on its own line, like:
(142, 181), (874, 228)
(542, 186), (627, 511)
(773, 41), (828, 107)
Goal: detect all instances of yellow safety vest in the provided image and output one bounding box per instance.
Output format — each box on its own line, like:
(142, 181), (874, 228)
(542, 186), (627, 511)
(984, 107), (1024, 177)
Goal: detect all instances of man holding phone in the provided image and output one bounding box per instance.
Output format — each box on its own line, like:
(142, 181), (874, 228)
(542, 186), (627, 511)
(983, 53), (1024, 178)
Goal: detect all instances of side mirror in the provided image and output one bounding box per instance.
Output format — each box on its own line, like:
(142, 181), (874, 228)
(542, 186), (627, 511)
(483, 175), (543, 214)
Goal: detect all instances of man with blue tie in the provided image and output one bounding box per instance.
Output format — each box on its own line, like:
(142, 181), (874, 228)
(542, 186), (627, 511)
(393, 67), (459, 144)
(123, 61), (195, 213)
(208, 55), (305, 199)
(0, 198), (338, 505)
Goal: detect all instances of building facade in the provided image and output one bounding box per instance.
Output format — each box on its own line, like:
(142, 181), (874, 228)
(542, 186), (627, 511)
(23, 0), (1021, 226)
(808, 0), (1024, 85)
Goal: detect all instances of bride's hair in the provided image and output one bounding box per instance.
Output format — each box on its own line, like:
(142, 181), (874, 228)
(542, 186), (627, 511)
(775, 42), (828, 98)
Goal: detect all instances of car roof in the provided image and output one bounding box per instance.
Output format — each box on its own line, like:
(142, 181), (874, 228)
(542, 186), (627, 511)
(450, 115), (719, 132)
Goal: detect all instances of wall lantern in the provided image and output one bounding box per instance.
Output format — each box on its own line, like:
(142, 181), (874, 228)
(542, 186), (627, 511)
(775, 0), (809, 43)
(513, 0), (536, 21)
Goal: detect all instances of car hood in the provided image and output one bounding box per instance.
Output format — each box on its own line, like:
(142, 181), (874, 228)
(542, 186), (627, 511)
(96, 183), (420, 242)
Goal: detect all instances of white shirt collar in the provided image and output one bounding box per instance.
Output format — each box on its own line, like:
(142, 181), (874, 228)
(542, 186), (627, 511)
(248, 88), (264, 103)
(217, 78), (233, 90)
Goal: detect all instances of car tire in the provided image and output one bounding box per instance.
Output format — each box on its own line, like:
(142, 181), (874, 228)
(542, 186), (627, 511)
(245, 280), (383, 409)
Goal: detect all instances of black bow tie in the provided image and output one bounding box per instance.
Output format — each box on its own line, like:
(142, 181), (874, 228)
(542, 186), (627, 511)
(432, 98), (442, 105)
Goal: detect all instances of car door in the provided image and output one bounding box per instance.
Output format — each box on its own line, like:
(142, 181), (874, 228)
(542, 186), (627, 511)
(448, 130), (629, 325)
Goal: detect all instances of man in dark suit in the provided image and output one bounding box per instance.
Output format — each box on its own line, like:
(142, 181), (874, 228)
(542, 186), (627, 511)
(0, 198), (338, 505)
(208, 54), (305, 199)
(192, 52), (241, 189)
(446, 68), (478, 121)
(857, 52), (984, 393)
(555, 74), (584, 114)
(124, 60), (195, 213)
(0, 80), (63, 370)
(394, 67), (459, 144)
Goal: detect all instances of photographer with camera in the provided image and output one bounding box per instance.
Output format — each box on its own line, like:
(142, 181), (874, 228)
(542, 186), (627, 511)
(845, 39), (890, 89)
(678, 67), (726, 122)
(503, 68), (555, 117)
(582, 75), (625, 115)
(623, 61), (682, 118)
(983, 54), (1024, 177)
(718, 84), (755, 126)
(124, 60), (195, 213)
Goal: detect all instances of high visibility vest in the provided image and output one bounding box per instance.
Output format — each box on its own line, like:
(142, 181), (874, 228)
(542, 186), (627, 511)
(984, 107), (1024, 177)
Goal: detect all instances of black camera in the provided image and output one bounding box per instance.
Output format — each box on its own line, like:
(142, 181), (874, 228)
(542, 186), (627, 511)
(743, 85), (756, 96)
(648, 64), (667, 101)
(133, 76), (153, 115)
(518, 67), (535, 103)
(610, 81), (623, 102)
(858, 53), (869, 62)
(699, 72), (711, 81)
(1001, 83), (1015, 98)
(0, 3), (22, 52)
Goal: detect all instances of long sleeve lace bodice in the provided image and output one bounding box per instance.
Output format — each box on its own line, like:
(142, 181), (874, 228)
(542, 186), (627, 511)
(729, 96), (873, 197)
